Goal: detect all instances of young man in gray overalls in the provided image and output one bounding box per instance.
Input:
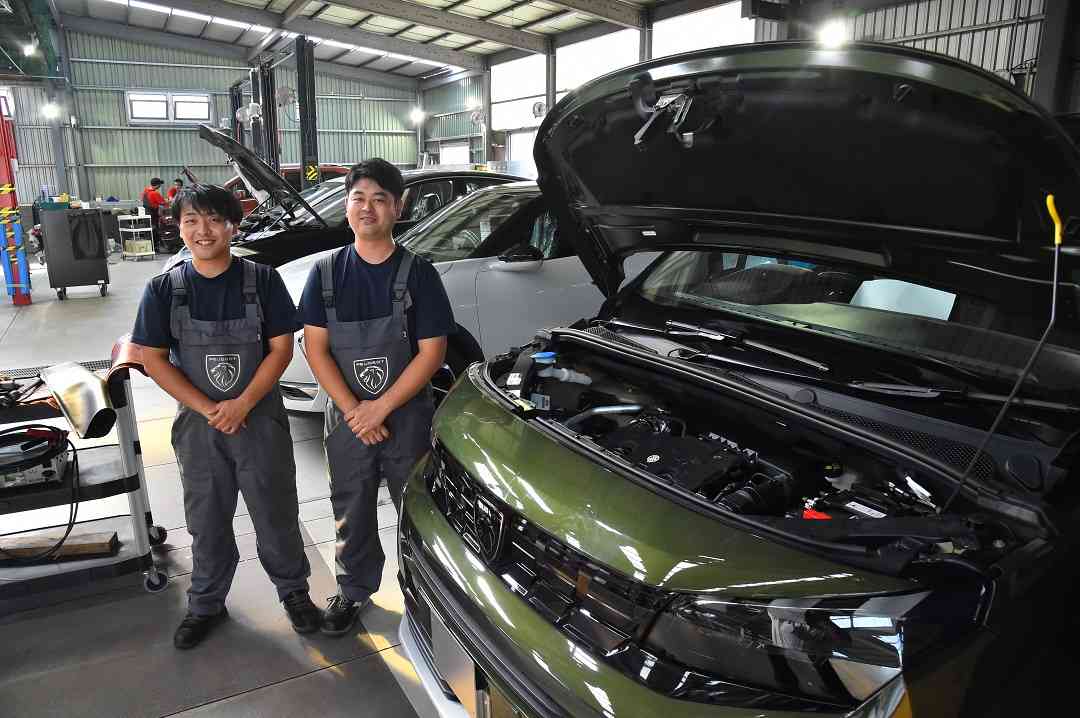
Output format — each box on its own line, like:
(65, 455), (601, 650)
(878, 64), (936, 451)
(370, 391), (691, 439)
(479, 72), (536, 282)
(133, 184), (322, 649)
(300, 159), (453, 635)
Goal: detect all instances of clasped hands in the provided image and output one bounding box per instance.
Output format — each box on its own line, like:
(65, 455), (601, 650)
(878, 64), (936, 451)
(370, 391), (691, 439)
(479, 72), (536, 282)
(344, 398), (392, 446)
(201, 397), (253, 435)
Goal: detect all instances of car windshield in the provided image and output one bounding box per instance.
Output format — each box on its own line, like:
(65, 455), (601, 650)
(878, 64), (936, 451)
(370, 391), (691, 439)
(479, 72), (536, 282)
(399, 189), (537, 263)
(638, 250), (1080, 391)
(286, 179), (348, 226)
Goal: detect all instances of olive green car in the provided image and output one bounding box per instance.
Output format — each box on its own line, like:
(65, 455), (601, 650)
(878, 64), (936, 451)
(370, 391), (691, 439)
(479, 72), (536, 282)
(398, 42), (1080, 718)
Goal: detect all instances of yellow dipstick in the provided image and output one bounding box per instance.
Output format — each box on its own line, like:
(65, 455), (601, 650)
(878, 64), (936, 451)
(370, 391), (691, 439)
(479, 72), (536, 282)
(1047, 194), (1063, 246)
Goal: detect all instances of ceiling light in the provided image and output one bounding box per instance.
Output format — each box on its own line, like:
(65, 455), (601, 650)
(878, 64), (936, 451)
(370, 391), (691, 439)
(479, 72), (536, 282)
(321, 40), (356, 50)
(409, 108), (425, 125)
(129, 1), (169, 13)
(212, 17), (250, 30)
(22, 41), (36, 56)
(250, 25), (273, 34)
(817, 20), (848, 49)
(41, 103), (60, 120)
(171, 8), (212, 21)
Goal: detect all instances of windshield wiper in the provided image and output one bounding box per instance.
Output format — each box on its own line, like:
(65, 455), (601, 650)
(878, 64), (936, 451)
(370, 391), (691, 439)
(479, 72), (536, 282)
(601, 318), (829, 371)
(599, 320), (1080, 412)
(665, 320), (830, 371)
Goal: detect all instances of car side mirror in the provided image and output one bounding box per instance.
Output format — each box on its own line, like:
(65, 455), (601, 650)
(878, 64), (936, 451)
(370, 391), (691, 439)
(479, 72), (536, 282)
(498, 243), (543, 263)
(493, 243), (544, 272)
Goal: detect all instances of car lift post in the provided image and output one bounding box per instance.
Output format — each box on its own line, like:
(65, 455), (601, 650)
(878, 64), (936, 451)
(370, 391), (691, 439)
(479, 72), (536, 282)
(257, 61), (281, 174)
(248, 67), (266, 162)
(0, 101), (30, 306)
(229, 80), (245, 146)
(296, 35), (321, 190)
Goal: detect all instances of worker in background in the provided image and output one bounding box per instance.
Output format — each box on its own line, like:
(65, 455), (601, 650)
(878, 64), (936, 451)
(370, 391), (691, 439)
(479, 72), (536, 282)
(141, 177), (167, 251)
(132, 184), (322, 650)
(167, 178), (184, 202)
(300, 160), (453, 636)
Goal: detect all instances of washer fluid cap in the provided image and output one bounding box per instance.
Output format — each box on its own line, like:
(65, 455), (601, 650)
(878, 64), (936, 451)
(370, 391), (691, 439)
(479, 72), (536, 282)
(531, 351), (557, 365)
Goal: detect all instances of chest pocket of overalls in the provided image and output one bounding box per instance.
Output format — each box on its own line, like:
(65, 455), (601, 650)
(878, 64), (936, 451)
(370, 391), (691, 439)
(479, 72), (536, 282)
(320, 248), (417, 403)
(168, 259), (264, 402)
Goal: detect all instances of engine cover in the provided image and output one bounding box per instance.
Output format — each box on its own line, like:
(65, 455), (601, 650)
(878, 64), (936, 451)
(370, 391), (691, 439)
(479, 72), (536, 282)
(600, 423), (749, 493)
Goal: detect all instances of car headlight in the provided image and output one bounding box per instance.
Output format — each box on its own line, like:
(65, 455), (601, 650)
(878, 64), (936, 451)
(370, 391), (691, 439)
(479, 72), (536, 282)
(643, 589), (981, 710)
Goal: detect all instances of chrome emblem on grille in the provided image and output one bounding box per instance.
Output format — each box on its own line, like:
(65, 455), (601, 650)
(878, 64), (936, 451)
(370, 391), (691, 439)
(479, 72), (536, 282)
(473, 495), (506, 563)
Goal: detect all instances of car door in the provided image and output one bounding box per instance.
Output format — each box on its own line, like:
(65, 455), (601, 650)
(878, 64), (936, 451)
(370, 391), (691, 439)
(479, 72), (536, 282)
(474, 207), (605, 357)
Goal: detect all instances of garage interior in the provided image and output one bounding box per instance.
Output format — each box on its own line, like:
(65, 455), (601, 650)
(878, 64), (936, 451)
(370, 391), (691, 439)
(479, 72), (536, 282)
(2, 1), (1080, 717)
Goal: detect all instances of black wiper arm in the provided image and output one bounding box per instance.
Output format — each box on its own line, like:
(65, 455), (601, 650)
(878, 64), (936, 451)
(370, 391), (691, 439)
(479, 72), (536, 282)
(664, 320), (830, 372)
(847, 381), (1080, 412)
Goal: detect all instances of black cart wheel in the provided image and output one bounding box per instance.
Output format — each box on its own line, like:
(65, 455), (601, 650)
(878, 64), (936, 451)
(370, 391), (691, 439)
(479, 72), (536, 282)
(144, 570), (169, 593)
(56, 288), (66, 301)
(99, 284), (108, 297)
(148, 525), (167, 546)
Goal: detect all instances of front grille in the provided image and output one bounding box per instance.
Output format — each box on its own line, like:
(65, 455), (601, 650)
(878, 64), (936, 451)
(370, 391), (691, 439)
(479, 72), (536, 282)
(426, 441), (821, 711)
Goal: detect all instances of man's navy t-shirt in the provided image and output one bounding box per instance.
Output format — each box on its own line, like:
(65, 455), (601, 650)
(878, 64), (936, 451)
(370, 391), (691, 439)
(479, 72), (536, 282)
(132, 258), (301, 350)
(298, 246), (454, 353)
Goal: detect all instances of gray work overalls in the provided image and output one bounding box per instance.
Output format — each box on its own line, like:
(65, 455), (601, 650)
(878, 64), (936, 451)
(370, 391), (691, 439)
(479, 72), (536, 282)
(318, 246), (433, 604)
(168, 258), (310, 616)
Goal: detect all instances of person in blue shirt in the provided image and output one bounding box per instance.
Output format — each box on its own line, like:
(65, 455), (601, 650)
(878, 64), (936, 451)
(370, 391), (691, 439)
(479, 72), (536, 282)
(299, 160), (453, 636)
(132, 184), (322, 649)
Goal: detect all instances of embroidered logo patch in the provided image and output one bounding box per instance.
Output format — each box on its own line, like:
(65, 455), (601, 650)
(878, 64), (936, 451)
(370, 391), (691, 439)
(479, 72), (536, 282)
(205, 354), (240, 393)
(353, 357), (389, 395)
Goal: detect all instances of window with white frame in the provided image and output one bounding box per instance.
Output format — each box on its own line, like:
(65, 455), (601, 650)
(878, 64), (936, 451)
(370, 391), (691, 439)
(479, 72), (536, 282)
(173, 94), (212, 122)
(126, 91), (213, 124)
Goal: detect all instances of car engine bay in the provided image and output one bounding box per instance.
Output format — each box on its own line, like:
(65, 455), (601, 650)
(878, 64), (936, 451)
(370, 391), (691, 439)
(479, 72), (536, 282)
(488, 336), (1049, 573)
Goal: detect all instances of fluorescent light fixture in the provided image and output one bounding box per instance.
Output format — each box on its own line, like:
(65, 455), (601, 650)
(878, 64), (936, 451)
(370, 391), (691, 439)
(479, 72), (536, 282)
(41, 103), (61, 119)
(321, 40), (356, 50)
(129, 0), (169, 13)
(409, 108), (425, 125)
(212, 17), (251, 30)
(171, 8), (211, 21)
(817, 19), (848, 49)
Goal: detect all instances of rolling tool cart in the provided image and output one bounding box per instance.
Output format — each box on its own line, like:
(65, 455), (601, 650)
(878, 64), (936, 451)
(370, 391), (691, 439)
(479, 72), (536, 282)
(0, 340), (168, 609)
(118, 211), (156, 262)
(40, 208), (110, 300)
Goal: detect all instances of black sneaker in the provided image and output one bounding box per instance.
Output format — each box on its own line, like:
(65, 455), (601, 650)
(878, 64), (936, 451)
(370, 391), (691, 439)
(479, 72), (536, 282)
(282, 591), (322, 634)
(321, 594), (368, 636)
(173, 608), (229, 650)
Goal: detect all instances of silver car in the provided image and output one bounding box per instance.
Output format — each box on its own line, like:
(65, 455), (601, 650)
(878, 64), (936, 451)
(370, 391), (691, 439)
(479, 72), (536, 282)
(277, 182), (654, 412)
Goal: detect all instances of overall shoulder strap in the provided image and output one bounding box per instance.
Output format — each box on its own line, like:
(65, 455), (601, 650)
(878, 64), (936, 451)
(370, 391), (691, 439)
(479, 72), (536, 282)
(238, 258), (263, 324)
(318, 248), (343, 308)
(167, 264), (188, 339)
(392, 248), (415, 311)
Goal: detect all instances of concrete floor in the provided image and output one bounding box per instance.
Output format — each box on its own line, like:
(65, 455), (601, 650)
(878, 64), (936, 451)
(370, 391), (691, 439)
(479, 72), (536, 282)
(0, 257), (439, 717)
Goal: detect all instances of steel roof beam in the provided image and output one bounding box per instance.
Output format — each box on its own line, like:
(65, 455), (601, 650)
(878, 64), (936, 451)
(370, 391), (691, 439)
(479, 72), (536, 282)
(321, 0), (548, 53)
(158, 0), (483, 69)
(282, 0), (310, 24)
(287, 16), (483, 69)
(548, 0), (642, 28)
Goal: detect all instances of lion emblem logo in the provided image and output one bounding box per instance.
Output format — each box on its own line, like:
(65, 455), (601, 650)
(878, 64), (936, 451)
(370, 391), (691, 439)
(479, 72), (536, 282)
(353, 357), (389, 395)
(205, 354), (240, 393)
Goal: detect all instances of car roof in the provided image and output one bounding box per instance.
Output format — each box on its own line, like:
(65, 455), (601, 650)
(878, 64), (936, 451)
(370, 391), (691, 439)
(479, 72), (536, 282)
(399, 169), (526, 183)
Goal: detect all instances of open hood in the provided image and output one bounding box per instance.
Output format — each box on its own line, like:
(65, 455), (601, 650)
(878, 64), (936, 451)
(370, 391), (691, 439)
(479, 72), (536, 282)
(197, 125), (326, 227)
(536, 42), (1080, 297)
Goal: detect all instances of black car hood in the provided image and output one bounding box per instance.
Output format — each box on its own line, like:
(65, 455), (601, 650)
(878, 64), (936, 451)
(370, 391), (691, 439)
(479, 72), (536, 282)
(197, 125), (326, 227)
(535, 42), (1080, 297)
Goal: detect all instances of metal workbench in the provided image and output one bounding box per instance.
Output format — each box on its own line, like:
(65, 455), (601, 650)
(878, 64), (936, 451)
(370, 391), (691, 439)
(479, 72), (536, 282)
(0, 348), (168, 608)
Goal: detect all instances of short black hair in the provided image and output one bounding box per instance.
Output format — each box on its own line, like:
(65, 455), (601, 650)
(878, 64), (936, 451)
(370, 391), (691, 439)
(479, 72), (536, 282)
(173, 178), (184, 186)
(344, 159), (404, 201)
(170, 183), (243, 225)
(150, 177), (164, 187)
